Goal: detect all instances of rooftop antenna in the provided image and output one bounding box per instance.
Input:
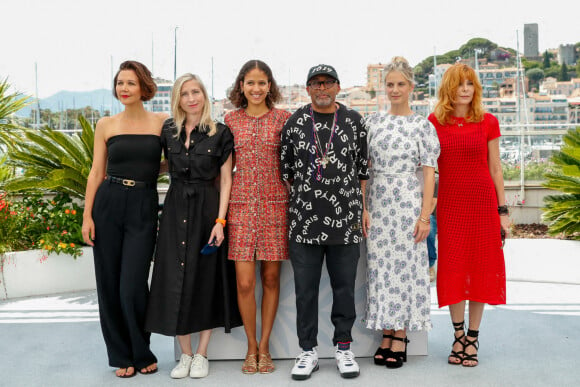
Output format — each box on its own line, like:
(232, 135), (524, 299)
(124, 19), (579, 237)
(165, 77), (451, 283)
(110, 56), (114, 115)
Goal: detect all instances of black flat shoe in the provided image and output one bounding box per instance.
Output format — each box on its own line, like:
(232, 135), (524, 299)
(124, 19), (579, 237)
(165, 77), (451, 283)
(374, 334), (393, 365)
(116, 367), (136, 378)
(385, 336), (409, 369)
(138, 364), (158, 375)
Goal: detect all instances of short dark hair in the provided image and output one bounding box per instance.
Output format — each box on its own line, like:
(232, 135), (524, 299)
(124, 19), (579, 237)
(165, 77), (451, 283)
(113, 60), (157, 101)
(228, 60), (282, 109)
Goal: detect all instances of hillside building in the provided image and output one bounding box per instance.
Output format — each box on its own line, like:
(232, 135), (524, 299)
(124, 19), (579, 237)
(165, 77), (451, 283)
(524, 23), (539, 59)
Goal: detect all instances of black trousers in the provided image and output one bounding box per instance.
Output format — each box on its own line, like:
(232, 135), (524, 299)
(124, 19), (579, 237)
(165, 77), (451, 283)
(92, 180), (158, 369)
(289, 241), (360, 349)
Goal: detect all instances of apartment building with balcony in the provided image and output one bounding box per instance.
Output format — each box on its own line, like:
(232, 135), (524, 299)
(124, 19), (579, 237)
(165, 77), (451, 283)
(529, 94), (569, 126)
(366, 63), (385, 93)
(540, 77), (580, 97)
(478, 67), (519, 88)
(144, 78), (173, 113)
(483, 94), (570, 127)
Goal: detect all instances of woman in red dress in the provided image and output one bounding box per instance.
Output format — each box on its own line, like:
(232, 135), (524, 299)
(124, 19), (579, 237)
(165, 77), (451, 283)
(428, 63), (511, 367)
(225, 60), (291, 374)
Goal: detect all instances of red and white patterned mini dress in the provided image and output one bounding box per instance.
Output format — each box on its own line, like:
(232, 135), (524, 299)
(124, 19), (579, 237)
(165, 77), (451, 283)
(225, 108), (291, 261)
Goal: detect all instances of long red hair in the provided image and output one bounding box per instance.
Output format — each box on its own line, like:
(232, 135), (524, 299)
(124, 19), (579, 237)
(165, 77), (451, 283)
(433, 63), (485, 125)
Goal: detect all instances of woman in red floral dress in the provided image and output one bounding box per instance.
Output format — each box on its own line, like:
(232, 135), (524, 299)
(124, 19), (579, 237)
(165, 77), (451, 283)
(428, 64), (511, 367)
(225, 60), (291, 374)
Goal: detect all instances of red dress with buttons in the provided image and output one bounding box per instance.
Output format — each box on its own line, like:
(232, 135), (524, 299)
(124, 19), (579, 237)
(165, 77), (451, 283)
(225, 108), (291, 261)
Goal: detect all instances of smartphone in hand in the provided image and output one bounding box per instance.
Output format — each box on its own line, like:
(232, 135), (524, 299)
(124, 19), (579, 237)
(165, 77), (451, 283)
(200, 237), (218, 255)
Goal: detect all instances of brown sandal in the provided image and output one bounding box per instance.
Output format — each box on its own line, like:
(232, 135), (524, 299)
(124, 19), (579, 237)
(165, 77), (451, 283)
(242, 353), (258, 374)
(258, 353), (275, 374)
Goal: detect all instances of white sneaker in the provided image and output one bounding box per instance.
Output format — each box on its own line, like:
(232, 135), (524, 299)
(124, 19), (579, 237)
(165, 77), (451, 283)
(335, 348), (360, 378)
(291, 349), (319, 380)
(171, 353), (193, 379)
(189, 353), (209, 378)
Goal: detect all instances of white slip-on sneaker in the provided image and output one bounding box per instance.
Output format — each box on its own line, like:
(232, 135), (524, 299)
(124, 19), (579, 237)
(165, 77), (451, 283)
(291, 348), (319, 380)
(335, 348), (360, 378)
(171, 353), (193, 379)
(189, 353), (209, 378)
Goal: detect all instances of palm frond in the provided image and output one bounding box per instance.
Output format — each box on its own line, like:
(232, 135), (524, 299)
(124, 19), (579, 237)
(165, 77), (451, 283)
(542, 128), (580, 239)
(0, 78), (32, 122)
(2, 115), (96, 199)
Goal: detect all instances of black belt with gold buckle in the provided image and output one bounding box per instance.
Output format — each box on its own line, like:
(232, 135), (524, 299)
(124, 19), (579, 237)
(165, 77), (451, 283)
(107, 176), (156, 189)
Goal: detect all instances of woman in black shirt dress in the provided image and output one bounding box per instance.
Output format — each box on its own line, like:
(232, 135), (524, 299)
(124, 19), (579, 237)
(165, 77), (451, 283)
(145, 73), (241, 379)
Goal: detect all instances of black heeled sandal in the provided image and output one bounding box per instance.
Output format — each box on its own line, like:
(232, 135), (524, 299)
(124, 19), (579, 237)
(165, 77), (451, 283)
(448, 321), (465, 365)
(374, 334), (393, 366)
(462, 329), (479, 367)
(385, 336), (409, 369)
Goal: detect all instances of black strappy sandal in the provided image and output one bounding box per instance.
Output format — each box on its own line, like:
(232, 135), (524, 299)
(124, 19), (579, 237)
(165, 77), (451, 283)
(462, 329), (479, 367)
(374, 333), (393, 366)
(448, 321), (465, 365)
(385, 336), (409, 369)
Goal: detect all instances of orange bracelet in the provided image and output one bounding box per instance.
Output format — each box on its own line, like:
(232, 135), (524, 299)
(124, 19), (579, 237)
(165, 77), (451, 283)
(215, 218), (226, 227)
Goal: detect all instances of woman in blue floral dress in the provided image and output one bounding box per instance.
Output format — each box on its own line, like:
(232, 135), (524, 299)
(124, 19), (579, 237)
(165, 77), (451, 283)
(362, 57), (440, 369)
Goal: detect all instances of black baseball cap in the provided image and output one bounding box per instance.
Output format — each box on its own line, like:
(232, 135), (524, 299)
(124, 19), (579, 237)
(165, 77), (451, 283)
(306, 64), (340, 85)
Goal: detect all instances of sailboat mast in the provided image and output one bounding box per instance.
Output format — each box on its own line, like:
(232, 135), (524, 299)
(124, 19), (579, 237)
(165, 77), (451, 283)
(35, 62), (41, 126)
(516, 30), (526, 205)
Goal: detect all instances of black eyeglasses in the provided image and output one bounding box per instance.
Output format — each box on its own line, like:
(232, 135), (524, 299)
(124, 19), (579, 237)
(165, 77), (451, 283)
(308, 79), (337, 89)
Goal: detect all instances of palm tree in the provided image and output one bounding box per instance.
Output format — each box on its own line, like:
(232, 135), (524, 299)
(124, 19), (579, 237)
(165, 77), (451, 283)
(542, 128), (580, 240)
(0, 78), (30, 127)
(0, 79), (30, 190)
(0, 116), (94, 199)
(0, 154), (13, 188)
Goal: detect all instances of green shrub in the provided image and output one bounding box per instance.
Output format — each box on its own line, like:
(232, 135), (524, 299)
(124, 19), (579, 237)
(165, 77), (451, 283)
(502, 161), (554, 181)
(0, 192), (84, 257)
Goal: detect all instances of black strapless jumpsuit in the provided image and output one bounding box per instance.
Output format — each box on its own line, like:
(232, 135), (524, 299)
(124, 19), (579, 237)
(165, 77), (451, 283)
(91, 134), (160, 369)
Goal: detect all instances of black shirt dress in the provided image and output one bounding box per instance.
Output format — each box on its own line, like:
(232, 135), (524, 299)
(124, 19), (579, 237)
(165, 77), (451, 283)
(145, 119), (242, 336)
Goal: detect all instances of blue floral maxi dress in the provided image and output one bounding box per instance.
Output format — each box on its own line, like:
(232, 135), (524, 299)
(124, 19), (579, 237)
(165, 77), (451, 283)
(364, 113), (440, 331)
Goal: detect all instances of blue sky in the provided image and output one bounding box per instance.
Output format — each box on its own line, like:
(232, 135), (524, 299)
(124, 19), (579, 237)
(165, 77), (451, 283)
(2, 0), (578, 99)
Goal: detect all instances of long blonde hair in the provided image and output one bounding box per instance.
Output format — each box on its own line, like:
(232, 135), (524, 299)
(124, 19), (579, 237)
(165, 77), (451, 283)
(433, 63), (485, 125)
(171, 73), (216, 137)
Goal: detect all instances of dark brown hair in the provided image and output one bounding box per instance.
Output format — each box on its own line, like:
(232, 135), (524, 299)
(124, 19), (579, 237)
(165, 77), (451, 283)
(228, 60), (282, 109)
(113, 60), (157, 101)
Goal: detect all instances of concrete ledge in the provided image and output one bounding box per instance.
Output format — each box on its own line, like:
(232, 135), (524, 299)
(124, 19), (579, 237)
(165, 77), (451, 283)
(504, 239), (580, 284)
(0, 247), (95, 299)
(177, 243), (429, 360)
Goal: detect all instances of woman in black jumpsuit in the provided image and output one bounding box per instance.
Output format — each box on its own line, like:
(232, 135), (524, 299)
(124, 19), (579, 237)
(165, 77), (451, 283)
(82, 60), (166, 378)
(146, 73), (242, 379)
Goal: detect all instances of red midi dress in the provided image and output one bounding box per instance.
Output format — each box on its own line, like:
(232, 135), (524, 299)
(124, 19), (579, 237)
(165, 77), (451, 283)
(428, 113), (506, 307)
(225, 108), (292, 261)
